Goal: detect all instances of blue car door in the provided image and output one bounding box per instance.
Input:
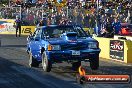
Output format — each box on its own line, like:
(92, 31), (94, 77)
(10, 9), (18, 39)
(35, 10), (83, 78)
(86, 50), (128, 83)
(29, 28), (42, 53)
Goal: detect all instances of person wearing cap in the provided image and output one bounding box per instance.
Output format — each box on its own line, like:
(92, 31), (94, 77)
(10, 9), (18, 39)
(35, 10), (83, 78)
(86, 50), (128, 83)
(15, 16), (21, 37)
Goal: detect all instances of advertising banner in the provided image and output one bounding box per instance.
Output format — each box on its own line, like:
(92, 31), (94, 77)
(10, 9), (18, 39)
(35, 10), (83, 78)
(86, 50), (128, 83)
(0, 19), (16, 34)
(0, 19), (35, 35)
(21, 26), (36, 35)
(110, 40), (124, 61)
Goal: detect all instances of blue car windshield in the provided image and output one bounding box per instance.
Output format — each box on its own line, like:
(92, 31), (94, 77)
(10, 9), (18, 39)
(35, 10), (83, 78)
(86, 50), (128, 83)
(42, 26), (88, 38)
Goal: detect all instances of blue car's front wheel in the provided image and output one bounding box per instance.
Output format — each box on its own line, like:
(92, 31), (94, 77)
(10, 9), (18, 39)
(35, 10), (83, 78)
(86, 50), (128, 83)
(29, 53), (39, 67)
(42, 52), (52, 72)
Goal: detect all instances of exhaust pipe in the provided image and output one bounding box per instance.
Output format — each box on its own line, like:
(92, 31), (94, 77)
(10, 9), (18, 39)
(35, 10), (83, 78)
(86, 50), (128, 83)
(76, 66), (86, 84)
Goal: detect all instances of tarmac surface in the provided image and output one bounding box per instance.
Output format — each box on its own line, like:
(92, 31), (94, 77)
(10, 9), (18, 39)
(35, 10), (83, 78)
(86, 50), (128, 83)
(0, 34), (132, 88)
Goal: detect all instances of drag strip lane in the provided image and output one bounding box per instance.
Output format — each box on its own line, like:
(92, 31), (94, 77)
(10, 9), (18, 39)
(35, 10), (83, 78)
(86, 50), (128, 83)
(0, 35), (132, 88)
(0, 46), (131, 88)
(0, 47), (82, 88)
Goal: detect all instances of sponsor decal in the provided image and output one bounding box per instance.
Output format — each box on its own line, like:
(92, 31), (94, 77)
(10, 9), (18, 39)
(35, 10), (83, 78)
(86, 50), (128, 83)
(110, 40), (124, 61)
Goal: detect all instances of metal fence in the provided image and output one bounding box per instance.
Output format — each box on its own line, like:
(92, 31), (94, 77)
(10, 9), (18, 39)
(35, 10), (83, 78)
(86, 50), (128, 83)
(0, 7), (20, 19)
(0, 6), (131, 29)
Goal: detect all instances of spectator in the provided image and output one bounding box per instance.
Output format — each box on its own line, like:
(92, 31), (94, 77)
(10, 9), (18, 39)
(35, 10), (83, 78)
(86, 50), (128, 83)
(112, 18), (121, 35)
(76, 13), (83, 26)
(83, 14), (90, 28)
(0, 0), (131, 31)
(100, 18), (114, 38)
(15, 16), (22, 37)
(37, 17), (48, 27)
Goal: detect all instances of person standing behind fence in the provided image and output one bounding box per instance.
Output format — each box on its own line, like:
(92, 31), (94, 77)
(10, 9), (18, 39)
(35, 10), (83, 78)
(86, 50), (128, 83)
(112, 18), (121, 35)
(105, 18), (114, 37)
(15, 16), (21, 37)
(37, 17), (47, 27)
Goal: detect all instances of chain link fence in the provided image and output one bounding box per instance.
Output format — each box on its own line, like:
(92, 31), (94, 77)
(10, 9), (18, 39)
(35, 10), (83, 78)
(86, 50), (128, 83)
(0, 7), (20, 19)
(0, 6), (97, 27)
(0, 6), (131, 34)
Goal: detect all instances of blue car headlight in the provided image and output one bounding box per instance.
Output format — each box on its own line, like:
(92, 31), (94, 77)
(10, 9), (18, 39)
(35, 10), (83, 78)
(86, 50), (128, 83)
(48, 45), (61, 51)
(88, 42), (99, 49)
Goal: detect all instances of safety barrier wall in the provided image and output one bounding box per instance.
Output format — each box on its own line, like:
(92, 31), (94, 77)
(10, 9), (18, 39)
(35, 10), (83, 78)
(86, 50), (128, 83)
(21, 26), (36, 35)
(0, 25), (36, 35)
(0, 19), (36, 35)
(94, 37), (132, 63)
(0, 19), (16, 34)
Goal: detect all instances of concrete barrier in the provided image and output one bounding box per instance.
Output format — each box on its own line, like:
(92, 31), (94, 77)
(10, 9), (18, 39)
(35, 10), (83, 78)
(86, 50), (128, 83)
(94, 37), (132, 63)
(114, 35), (132, 41)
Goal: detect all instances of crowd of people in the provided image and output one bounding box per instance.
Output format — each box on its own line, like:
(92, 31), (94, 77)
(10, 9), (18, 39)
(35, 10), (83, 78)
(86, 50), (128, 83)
(0, 0), (132, 37)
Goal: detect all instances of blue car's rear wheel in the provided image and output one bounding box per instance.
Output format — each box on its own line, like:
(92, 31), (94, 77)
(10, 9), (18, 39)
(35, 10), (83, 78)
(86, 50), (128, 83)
(29, 53), (39, 67)
(42, 52), (52, 72)
(90, 56), (99, 70)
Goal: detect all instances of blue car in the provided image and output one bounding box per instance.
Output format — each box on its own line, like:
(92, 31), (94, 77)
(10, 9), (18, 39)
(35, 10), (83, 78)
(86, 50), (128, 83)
(27, 25), (101, 72)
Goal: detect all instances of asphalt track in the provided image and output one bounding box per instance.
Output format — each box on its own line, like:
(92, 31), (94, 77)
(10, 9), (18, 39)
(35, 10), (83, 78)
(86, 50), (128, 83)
(0, 34), (132, 88)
